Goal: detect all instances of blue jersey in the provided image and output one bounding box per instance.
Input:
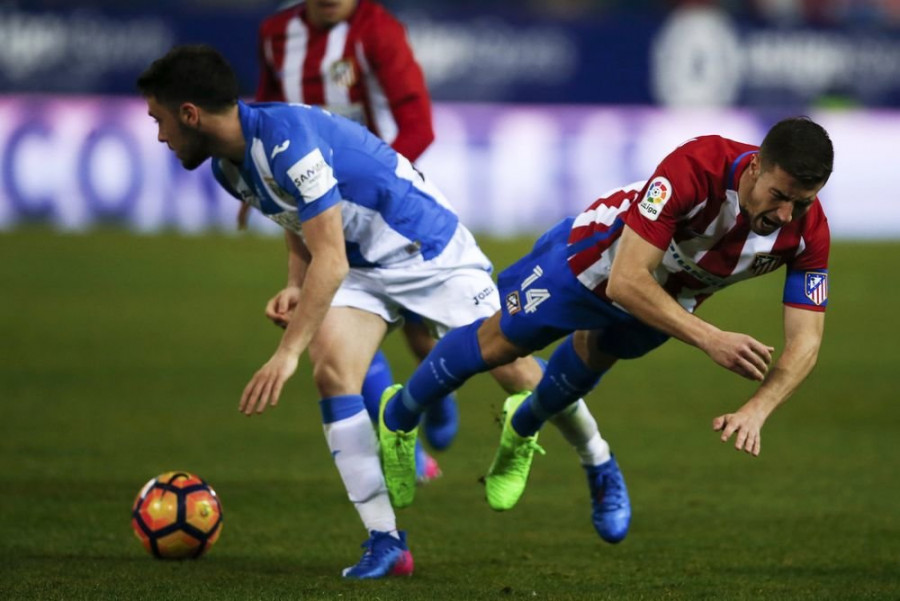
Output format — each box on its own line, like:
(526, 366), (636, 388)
(212, 101), (459, 267)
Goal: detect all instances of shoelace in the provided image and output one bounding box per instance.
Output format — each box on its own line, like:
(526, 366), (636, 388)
(353, 539), (378, 569)
(392, 429), (416, 450)
(355, 536), (394, 570)
(515, 440), (546, 458)
(509, 440), (546, 476)
(597, 472), (627, 510)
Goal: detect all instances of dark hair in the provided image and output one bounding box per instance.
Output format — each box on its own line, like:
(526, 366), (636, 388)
(136, 44), (238, 112)
(759, 116), (834, 187)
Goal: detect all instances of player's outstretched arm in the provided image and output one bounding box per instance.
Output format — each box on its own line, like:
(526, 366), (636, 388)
(607, 226), (774, 380)
(713, 306), (825, 456)
(240, 206), (349, 415)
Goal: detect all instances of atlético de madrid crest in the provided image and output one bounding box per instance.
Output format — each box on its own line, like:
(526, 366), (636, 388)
(751, 253), (782, 275)
(329, 59), (357, 88)
(805, 272), (828, 306)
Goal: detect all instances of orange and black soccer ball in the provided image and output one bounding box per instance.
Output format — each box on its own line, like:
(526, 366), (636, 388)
(131, 471), (223, 559)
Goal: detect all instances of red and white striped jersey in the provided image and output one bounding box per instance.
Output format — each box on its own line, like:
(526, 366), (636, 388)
(256, 0), (434, 162)
(567, 136), (831, 313)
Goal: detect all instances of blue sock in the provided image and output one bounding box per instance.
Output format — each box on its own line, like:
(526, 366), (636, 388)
(362, 348), (430, 467)
(319, 394), (366, 424)
(512, 336), (606, 437)
(385, 318), (489, 432)
(361, 350), (393, 422)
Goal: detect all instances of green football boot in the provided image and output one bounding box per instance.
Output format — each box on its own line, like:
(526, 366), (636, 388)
(378, 384), (418, 509)
(485, 392), (546, 511)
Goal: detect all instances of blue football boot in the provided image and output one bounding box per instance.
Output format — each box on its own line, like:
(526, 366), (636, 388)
(585, 455), (631, 543)
(341, 530), (414, 579)
(415, 439), (442, 484)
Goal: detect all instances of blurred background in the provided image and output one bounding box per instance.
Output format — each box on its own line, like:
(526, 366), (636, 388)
(2, 0), (899, 238)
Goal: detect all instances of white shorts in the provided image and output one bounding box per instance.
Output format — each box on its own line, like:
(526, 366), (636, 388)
(331, 225), (500, 338)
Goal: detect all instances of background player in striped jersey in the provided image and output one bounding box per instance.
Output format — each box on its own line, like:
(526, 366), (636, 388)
(248, 0), (455, 478)
(379, 117), (834, 529)
(137, 44), (623, 578)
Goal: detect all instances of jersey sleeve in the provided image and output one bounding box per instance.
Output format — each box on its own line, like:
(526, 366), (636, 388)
(623, 139), (706, 250)
(783, 202), (830, 312)
(362, 7), (434, 161)
(268, 114), (343, 222)
(255, 19), (286, 102)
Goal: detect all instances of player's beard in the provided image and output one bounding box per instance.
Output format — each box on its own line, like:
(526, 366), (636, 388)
(175, 122), (213, 171)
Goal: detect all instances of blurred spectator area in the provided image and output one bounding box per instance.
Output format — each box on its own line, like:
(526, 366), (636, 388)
(5, 0), (900, 106)
(4, 0), (900, 238)
(16, 0), (900, 26)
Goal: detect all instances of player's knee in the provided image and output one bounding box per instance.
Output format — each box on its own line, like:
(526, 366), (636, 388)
(312, 360), (358, 397)
(478, 314), (528, 366)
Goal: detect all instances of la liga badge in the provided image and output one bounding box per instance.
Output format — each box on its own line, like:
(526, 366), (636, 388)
(637, 176), (672, 221)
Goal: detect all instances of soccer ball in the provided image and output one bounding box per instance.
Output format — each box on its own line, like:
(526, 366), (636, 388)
(131, 471), (223, 559)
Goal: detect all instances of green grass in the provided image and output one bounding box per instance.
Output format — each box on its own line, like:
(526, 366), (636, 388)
(1, 229), (898, 600)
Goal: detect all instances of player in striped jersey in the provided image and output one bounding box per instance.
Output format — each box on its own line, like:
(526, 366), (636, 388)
(251, 0), (456, 476)
(137, 45), (617, 577)
(256, 0), (433, 161)
(380, 117), (834, 539)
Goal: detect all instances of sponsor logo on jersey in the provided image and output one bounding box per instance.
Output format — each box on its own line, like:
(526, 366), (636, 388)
(805, 272), (828, 305)
(287, 148), (336, 202)
(668, 242), (723, 287)
(505, 291), (521, 315)
(329, 59), (357, 88)
(638, 176), (672, 221)
(751, 253), (782, 275)
(270, 140), (290, 159)
(473, 286), (495, 306)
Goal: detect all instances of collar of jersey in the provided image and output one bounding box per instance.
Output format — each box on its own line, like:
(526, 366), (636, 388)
(728, 150), (758, 191)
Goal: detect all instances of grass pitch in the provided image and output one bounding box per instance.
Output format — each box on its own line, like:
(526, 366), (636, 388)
(1, 229), (898, 600)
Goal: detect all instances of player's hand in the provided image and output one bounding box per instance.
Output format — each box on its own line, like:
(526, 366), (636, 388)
(712, 407), (765, 456)
(702, 330), (774, 381)
(265, 286), (301, 329)
(239, 349), (299, 416)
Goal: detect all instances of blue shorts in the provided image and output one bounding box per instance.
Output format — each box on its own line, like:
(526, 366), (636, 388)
(498, 219), (669, 359)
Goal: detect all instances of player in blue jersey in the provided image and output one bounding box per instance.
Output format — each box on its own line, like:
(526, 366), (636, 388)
(137, 44), (624, 576)
(247, 0), (458, 481)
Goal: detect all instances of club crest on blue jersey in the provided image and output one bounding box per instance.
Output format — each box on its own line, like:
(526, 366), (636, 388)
(804, 272), (828, 306)
(505, 291), (521, 315)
